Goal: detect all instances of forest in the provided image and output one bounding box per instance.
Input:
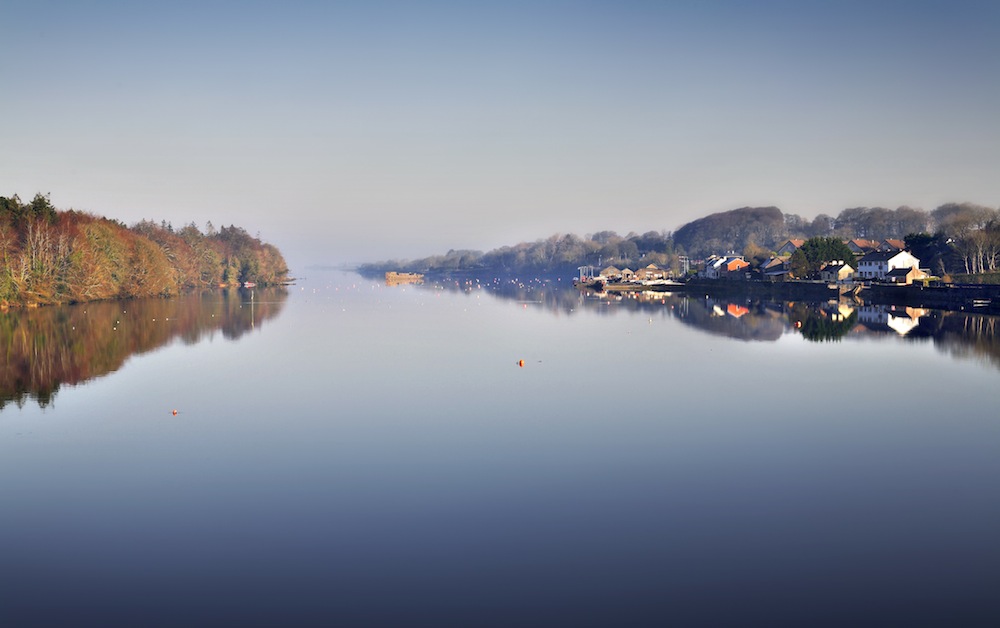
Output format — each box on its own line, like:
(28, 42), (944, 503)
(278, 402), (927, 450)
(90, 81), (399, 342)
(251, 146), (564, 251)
(359, 202), (1000, 279)
(0, 193), (288, 307)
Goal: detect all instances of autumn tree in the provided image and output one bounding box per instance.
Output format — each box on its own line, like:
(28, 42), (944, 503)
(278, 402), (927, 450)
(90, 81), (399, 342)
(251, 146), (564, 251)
(0, 194), (288, 305)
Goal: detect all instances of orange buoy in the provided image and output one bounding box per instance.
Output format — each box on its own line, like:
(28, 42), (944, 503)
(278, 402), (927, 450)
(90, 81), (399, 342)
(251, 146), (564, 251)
(518, 359), (525, 367)
(172, 409), (178, 416)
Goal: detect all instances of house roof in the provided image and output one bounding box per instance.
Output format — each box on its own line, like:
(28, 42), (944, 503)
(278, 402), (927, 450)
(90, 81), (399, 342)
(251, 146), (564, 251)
(823, 262), (854, 272)
(886, 267), (915, 277)
(881, 239), (906, 250)
(847, 238), (879, 249)
(777, 239), (805, 251)
(859, 250), (904, 263)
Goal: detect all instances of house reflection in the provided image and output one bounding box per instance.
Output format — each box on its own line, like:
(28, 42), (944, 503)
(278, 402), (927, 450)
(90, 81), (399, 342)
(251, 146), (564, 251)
(413, 276), (1000, 370)
(857, 305), (929, 336)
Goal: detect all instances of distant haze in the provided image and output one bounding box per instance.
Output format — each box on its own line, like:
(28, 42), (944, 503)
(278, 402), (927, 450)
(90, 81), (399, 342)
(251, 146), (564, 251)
(3, 0), (999, 271)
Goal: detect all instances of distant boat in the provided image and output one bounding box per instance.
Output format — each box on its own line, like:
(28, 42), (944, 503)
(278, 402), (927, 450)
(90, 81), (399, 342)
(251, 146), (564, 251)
(243, 281), (257, 288)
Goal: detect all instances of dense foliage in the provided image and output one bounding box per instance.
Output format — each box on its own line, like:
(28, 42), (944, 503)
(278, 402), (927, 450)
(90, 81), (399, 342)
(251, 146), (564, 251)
(0, 194), (288, 306)
(790, 237), (859, 278)
(672, 206), (785, 259)
(361, 231), (678, 277)
(362, 201), (1000, 280)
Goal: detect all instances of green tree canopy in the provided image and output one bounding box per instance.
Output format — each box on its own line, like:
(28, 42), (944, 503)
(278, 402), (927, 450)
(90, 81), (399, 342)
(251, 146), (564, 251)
(797, 237), (857, 276)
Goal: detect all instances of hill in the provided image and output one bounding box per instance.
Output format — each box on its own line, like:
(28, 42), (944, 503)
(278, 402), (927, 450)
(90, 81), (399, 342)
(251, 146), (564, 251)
(0, 193), (289, 306)
(359, 202), (999, 280)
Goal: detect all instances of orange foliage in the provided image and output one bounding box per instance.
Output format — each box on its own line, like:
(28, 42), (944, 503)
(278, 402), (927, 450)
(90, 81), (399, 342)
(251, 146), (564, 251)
(0, 197), (289, 306)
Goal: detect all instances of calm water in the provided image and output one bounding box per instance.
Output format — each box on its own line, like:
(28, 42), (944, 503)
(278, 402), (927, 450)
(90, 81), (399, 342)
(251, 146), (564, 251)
(2, 271), (1000, 627)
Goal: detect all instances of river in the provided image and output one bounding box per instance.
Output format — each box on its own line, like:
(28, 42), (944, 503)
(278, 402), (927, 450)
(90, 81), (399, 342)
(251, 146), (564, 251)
(2, 270), (999, 626)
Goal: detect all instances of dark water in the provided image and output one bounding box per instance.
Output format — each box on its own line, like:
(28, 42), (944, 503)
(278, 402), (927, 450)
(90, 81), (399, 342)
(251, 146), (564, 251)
(2, 272), (999, 626)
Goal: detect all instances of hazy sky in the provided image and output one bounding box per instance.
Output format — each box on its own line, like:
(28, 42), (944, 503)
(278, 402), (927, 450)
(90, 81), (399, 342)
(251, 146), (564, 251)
(3, 0), (999, 270)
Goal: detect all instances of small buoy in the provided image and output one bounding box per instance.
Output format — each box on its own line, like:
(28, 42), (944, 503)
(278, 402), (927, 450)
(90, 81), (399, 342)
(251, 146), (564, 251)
(172, 409), (178, 416)
(518, 359), (525, 367)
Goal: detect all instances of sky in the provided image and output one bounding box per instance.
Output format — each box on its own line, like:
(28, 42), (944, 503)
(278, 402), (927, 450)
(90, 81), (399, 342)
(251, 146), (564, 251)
(3, 0), (999, 270)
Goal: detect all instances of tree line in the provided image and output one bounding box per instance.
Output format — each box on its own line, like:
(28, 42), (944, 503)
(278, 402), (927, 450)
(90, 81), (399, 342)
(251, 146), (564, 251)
(360, 202), (1000, 279)
(361, 230), (679, 277)
(0, 193), (289, 306)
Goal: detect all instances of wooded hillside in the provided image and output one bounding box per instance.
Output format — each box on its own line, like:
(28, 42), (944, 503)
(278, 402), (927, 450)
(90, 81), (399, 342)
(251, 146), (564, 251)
(360, 202), (1000, 279)
(0, 193), (288, 306)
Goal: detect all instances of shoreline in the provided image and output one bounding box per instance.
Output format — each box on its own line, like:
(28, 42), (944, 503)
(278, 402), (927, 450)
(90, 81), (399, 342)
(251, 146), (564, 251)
(581, 278), (1000, 314)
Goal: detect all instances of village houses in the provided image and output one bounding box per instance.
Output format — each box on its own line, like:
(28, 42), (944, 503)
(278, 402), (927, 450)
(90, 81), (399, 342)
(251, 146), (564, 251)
(819, 261), (855, 283)
(596, 263), (670, 284)
(701, 255), (750, 279)
(857, 250), (922, 282)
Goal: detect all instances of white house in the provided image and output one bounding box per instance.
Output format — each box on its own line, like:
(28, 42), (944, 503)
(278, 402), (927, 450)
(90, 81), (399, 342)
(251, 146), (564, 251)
(857, 250), (921, 281)
(819, 261), (855, 283)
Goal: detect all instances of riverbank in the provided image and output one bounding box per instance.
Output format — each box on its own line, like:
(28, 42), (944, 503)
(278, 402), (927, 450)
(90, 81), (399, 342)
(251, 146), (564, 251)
(587, 278), (842, 300)
(583, 278), (1000, 314)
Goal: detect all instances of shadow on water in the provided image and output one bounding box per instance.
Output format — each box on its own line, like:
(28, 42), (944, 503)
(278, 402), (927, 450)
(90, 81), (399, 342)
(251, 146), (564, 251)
(0, 287), (288, 409)
(417, 276), (1000, 371)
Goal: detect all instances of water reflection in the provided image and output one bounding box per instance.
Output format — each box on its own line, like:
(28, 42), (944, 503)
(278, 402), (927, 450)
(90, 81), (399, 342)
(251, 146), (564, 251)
(0, 287), (287, 409)
(417, 277), (1000, 370)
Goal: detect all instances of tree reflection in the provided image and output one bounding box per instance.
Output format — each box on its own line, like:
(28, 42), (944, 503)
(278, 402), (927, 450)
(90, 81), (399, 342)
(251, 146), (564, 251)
(0, 287), (287, 409)
(789, 303), (859, 342)
(422, 277), (1000, 371)
(909, 309), (1000, 371)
